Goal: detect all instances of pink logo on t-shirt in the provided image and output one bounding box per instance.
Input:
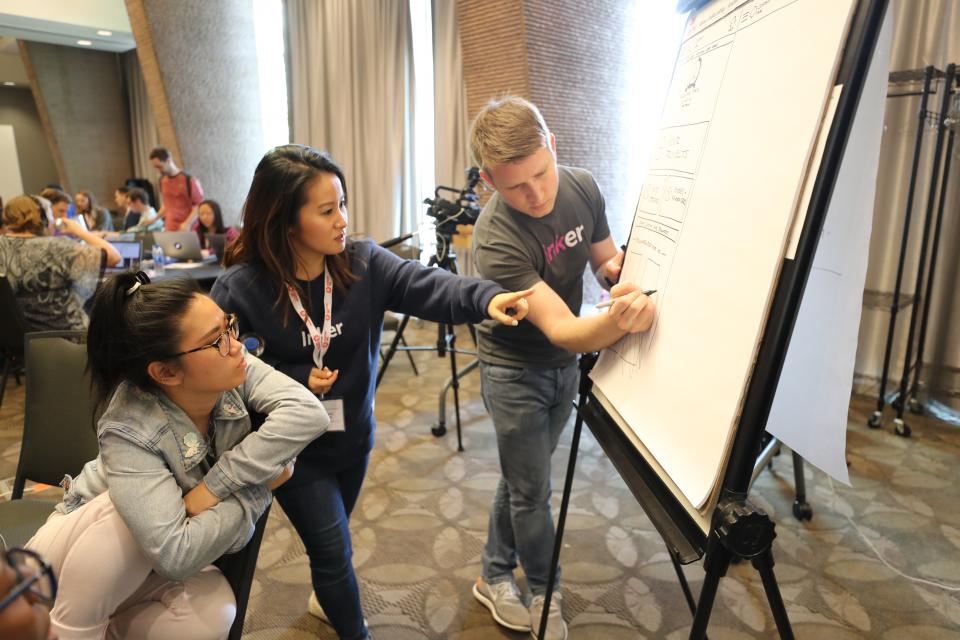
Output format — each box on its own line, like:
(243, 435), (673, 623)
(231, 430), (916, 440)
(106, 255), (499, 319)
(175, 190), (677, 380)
(543, 224), (586, 264)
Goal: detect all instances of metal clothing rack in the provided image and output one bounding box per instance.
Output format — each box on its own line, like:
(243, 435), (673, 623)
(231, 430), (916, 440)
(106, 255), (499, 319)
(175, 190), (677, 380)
(868, 64), (959, 436)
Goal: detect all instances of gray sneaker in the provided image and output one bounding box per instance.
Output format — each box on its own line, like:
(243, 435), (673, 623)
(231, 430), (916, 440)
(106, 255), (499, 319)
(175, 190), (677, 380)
(473, 576), (531, 631)
(308, 592), (368, 629)
(529, 592), (567, 640)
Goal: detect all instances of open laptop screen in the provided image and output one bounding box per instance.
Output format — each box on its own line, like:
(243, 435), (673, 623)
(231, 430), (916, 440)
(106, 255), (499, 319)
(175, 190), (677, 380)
(106, 240), (142, 272)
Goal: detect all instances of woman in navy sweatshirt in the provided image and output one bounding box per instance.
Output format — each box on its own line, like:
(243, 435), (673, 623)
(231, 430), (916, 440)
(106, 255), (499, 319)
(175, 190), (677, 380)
(210, 145), (531, 640)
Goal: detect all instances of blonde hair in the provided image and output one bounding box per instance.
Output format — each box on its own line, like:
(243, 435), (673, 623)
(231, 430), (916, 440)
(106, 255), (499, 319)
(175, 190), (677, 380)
(2, 195), (45, 235)
(469, 95), (550, 170)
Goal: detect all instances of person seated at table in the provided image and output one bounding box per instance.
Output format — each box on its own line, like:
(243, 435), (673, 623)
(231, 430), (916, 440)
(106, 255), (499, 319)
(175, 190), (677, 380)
(0, 195), (121, 331)
(192, 200), (238, 255)
(121, 188), (164, 234)
(75, 190), (114, 232)
(27, 271), (330, 639)
(39, 189), (71, 235)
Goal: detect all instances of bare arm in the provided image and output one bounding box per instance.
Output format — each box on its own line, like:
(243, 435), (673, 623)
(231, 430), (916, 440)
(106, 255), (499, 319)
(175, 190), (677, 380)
(178, 206), (200, 231)
(524, 280), (655, 353)
(140, 207), (162, 226)
(61, 218), (122, 267)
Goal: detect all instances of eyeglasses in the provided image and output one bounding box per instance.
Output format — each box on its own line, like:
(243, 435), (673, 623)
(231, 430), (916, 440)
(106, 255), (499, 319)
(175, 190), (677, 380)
(0, 547), (57, 612)
(168, 314), (239, 359)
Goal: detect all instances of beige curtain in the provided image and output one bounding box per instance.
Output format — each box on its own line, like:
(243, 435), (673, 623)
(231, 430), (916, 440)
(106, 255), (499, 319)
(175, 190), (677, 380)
(285, 0), (416, 244)
(856, 0), (960, 405)
(122, 51), (160, 197)
(431, 0), (474, 275)
(432, 0), (469, 191)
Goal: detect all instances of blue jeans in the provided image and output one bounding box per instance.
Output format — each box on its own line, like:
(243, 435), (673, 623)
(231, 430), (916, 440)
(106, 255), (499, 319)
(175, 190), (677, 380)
(479, 361), (579, 595)
(274, 452), (369, 640)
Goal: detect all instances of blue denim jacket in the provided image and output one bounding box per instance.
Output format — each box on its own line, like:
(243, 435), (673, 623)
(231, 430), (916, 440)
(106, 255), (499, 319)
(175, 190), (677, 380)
(60, 353), (329, 580)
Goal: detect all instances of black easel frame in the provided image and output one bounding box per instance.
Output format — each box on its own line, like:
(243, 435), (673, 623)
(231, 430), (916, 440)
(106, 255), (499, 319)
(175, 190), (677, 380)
(538, 1), (888, 637)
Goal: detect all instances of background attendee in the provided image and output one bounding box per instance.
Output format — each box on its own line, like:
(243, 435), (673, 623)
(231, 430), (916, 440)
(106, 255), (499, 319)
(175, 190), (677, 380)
(27, 272), (329, 640)
(122, 188), (164, 233)
(38, 189), (71, 234)
(75, 190), (114, 232)
(212, 144), (531, 640)
(113, 185), (137, 230)
(0, 195), (121, 331)
(148, 147), (204, 231)
(193, 199), (238, 251)
(0, 546), (55, 640)
(469, 96), (655, 639)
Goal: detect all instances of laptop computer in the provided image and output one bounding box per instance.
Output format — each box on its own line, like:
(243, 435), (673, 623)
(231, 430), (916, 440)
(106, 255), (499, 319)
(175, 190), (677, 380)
(105, 240), (143, 272)
(153, 231), (203, 262)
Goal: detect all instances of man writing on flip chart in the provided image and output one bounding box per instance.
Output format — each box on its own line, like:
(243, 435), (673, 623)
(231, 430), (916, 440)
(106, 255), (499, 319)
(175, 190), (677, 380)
(469, 95), (655, 640)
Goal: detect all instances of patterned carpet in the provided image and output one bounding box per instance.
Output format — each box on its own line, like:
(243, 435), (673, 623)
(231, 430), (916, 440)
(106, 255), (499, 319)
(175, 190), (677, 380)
(2, 322), (959, 638)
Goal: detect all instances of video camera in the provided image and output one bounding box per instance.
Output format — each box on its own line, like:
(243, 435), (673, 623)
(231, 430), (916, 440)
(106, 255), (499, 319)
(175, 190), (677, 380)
(423, 167), (483, 239)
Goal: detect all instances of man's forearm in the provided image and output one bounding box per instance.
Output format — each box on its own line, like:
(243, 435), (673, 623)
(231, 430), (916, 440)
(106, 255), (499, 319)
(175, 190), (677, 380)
(545, 313), (627, 353)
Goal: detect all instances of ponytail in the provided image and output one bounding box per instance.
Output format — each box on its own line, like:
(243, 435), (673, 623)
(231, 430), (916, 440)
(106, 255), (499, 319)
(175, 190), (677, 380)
(87, 271), (201, 411)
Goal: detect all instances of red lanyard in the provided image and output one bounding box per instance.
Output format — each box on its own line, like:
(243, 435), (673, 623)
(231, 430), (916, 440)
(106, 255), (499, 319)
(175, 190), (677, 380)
(286, 262), (333, 371)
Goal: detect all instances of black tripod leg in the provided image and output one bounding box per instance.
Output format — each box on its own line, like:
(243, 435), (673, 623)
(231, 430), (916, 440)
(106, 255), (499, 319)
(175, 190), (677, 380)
(537, 388), (588, 640)
(689, 536), (731, 640)
(446, 324), (464, 452)
(376, 314), (412, 389)
(670, 548), (700, 620)
(752, 549), (795, 640)
(399, 334), (419, 375)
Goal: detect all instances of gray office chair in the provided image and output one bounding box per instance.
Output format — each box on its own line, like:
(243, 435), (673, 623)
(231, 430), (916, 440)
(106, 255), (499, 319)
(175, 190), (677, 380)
(0, 277), (27, 411)
(0, 331), (98, 548)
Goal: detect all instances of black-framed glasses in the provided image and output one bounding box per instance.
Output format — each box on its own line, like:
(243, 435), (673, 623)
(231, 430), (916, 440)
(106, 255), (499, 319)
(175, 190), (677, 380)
(167, 314), (239, 359)
(0, 547), (57, 612)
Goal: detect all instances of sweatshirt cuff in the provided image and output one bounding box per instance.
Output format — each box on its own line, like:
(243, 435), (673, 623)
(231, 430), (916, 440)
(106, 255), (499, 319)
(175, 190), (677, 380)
(478, 286), (508, 319)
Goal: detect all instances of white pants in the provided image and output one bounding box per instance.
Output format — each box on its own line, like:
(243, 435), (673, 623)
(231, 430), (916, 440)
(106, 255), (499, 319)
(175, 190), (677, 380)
(27, 492), (235, 640)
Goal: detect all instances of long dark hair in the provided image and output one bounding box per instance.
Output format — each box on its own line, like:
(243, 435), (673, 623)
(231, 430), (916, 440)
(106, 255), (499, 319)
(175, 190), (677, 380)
(87, 272), (201, 411)
(197, 199), (225, 234)
(225, 145), (358, 322)
(76, 190), (97, 215)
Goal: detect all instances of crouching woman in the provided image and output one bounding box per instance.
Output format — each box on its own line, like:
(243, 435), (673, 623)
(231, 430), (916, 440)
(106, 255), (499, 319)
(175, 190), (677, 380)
(27, 271), (329, 639)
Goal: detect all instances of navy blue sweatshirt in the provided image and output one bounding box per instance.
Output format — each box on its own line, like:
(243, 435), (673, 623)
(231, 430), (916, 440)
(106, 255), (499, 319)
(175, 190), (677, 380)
(210, 240), (504, 467)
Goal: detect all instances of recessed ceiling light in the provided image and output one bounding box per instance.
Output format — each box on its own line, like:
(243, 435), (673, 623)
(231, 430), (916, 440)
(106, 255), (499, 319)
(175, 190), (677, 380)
(77, 40), (92, 46)
(3, 82), (14, 86)
(97, 30), (113, 36)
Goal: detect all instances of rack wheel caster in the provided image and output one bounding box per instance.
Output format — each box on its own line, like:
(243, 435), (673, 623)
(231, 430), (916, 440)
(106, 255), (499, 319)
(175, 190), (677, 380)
(893, 418), (912, 438)
(867, 411), (883, 429)
(792, 500), (813, 521)
(431, 423), (447, 438)
(907, 398), (924, 415)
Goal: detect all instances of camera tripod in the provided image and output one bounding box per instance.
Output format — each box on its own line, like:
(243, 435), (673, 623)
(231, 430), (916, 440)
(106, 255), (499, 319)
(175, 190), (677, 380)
(376, 241), (478, 452)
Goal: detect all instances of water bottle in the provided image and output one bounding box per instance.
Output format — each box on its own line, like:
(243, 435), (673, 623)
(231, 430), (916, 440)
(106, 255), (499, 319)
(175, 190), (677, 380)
(152, 243), (166, 276)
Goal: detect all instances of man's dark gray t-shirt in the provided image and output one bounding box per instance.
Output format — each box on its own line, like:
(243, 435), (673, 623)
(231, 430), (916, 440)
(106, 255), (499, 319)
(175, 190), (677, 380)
(473, 165), (610, 368)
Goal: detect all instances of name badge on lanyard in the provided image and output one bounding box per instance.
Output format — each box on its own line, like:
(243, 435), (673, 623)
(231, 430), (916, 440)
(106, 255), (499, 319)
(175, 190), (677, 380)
(286, 262), (345, 432)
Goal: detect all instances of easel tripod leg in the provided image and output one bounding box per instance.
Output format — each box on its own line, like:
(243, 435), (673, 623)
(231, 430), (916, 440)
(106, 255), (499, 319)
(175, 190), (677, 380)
(688, 538), (729, 640)
(669, 549), (699, 618)
(538, 356), (594, 640)
(752, 549), (795, 640)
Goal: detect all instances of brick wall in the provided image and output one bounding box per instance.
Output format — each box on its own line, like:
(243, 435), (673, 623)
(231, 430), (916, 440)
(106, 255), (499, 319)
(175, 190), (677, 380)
(458, 0), (636, 301)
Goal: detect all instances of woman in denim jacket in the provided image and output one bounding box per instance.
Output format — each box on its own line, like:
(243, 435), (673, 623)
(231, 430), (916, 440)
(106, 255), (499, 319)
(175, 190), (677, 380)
(26, 271), (329, 639)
